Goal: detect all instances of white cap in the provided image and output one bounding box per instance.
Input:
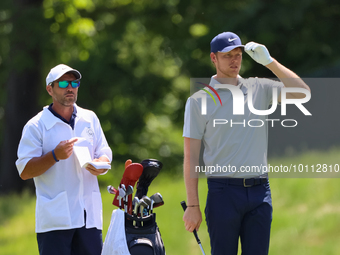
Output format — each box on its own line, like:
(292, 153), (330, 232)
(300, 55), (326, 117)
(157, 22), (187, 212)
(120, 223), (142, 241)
(46, 64), (82, 86)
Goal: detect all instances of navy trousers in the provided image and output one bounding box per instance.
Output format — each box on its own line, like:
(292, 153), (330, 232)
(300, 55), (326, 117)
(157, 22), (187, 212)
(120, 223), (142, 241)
(37, 212), (102, 255)
(205, 178), (272, 255)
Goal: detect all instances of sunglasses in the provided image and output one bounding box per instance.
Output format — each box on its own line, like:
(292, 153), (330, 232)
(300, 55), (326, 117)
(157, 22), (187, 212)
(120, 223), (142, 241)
(54, 80), (81, 88)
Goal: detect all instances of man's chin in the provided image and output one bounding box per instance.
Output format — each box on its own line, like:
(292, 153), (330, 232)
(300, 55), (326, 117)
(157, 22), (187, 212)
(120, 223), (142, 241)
(224, 70), (239, 78)
(225, 73), (238, 79)
(62, 98), (77, 106)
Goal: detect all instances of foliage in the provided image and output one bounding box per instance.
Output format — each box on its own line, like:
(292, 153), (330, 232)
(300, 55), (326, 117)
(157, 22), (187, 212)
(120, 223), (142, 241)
(0, 0), (340, 193)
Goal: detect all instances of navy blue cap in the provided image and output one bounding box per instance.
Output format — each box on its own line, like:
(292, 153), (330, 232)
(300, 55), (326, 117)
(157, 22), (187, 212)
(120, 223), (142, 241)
(210, 32), (244, 53)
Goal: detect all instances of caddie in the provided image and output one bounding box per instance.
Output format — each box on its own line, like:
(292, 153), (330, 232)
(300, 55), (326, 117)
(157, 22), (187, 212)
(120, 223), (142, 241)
(16, 64), (112, 255)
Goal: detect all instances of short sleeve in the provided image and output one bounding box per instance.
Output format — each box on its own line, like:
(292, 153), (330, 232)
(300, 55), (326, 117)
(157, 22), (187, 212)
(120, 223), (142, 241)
(16, 122), (43, 175)
(183, 97), (206, 140)
(259, 78), (284, 106)
(92, 113), (112, 163)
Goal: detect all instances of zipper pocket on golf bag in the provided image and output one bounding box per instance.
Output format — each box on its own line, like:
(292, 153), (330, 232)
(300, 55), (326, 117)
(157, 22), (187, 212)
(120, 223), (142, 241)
(125, 213), (165, 255)
(128, 238), (155, 255)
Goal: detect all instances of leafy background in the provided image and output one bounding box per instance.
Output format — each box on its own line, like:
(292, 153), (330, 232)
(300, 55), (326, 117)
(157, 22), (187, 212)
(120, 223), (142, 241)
(1, 0), (339, 193)
(0, 0), (340, 254)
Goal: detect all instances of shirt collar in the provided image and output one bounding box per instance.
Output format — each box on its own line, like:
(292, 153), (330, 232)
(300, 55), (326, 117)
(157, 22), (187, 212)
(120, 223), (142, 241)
(209, 74), (243, 89)
(209, 75), (247, 95)
(42, 103), (85, 130)
(48, 103), (77, 121)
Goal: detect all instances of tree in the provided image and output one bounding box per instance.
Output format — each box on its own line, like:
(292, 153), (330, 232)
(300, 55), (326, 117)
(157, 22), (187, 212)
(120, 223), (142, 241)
(0, 0), (45, 194)
(1, 0), (339, 194)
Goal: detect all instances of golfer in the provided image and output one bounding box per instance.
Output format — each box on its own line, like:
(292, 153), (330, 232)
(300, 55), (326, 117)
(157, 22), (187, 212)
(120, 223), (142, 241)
(182, 32), (310, 254)
(16, 64), (112, 255)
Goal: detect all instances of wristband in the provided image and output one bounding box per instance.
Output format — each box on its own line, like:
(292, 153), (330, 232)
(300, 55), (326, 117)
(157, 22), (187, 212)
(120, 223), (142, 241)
(52, 150), (59, 162)
(187, 205), (199, 207)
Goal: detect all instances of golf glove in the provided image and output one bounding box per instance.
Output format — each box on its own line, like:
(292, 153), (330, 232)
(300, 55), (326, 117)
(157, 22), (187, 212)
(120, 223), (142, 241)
(245, 42), (273, 66)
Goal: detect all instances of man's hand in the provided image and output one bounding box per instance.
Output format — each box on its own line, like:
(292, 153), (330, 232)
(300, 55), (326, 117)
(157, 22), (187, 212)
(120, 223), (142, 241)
(245, 42), (273, 66)
(20, 138), (78, 180)
(53, 138), (78, 161)
(183, 206), (202, 232)
(85, 157), (110, 176)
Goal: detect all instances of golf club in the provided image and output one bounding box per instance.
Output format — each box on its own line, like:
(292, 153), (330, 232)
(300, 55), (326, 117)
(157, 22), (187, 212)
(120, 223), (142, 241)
(152, 201), (164, 209)
(107, 185), (117, 195)
(142, 196), (152, 215)
(118, 186), (126, 209)
(124, 185), (134, 211)
(139, 198), (149, 226)
(133, 197), (140, 226)
(150, 193), (163, 214)
(181, 201), (206, 255)
(140, 199), (149, 215)
(112, 161), (143, 210)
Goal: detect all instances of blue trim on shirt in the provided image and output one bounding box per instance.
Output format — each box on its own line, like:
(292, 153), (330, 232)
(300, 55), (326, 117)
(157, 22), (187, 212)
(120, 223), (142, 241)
(48, 103), (77, 129)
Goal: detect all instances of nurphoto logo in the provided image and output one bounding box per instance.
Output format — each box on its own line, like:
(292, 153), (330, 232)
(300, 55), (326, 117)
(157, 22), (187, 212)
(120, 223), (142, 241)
(196, 82), (222, 109)
(194, 80), (312, 128)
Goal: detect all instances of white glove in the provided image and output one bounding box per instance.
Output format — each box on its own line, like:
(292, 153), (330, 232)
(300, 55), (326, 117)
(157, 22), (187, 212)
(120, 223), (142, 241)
(245, 41), (273, 66)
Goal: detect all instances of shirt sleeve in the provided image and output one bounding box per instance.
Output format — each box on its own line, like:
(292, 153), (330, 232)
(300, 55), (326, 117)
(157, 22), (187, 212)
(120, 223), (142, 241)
(15, 121), (43, 176)
(183, 97), (206, 140)
(92, 113), (112, 163)
(258, 78), (284, 106)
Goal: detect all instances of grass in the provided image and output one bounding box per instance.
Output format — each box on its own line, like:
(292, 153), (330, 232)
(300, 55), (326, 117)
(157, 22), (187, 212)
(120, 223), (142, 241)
(1, 148), (340, 254)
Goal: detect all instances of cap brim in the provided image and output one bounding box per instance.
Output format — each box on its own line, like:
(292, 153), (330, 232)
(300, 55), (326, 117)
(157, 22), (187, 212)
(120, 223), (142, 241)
(218, 45), (244, 53)
(54, 70), (81, 82)
(67, 70), (81, 80)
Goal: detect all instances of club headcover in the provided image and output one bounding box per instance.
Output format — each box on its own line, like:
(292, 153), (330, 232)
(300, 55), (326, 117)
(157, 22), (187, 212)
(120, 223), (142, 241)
(135, 159), (163, 199)
(112, 162), (143, 210)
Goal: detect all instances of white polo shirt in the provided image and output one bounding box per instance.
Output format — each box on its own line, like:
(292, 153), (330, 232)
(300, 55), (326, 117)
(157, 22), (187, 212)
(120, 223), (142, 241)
(183, 76), (283, 178)
(16, 104), (112, 233)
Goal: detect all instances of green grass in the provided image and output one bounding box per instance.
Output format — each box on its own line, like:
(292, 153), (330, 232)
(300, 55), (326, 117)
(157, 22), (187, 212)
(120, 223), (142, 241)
(1, 148), (340, 254)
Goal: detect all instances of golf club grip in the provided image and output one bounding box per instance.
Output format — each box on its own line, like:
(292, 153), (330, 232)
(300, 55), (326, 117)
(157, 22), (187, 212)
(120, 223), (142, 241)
(180, 201), (201, 244)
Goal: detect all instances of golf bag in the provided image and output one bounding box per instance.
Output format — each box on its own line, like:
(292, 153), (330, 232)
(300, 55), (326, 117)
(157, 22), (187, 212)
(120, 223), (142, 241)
(103, 159), (165, 255)
(125, 213), (165, 255)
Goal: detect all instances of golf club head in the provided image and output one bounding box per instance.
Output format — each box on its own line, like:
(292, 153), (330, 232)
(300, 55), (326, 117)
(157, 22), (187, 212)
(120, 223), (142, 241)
(120, 184), (126, 191)
(120, 185), (127, 210)
(139, 199), (149, 209)
(107, 185), (117, 195)
(133, 197), (140, 216)
(126, 185), (134, 196)
(124, 185), (134, 212)
(150, 192), (163, 212)
(142, 196), (152, 208)
(152, 201), (164, 209)
(132, 197), (141, 226)
(150, 192), (163, 203)
(118, 187), (126, 198)
(135, 159), (163, 199)
(139, 199), (149, 217)
(141, 196), (152, 216)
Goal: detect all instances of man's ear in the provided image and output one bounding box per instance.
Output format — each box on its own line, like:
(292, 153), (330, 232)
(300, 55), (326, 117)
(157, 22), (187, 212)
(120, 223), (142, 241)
(46, 85), (53, 96)
(210, 52), (217, 64)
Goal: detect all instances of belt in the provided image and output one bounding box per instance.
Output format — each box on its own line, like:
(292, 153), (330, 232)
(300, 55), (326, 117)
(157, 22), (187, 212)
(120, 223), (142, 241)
(208, 177), (268, 187)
